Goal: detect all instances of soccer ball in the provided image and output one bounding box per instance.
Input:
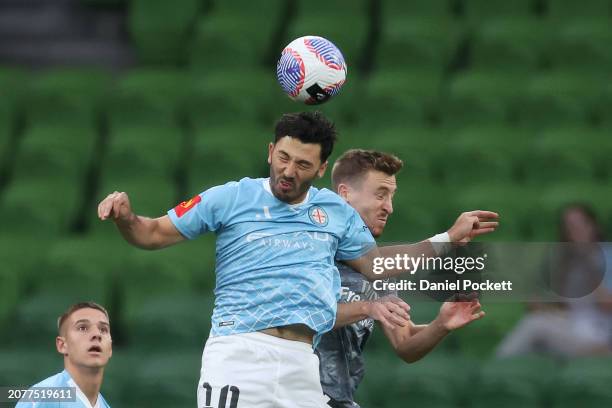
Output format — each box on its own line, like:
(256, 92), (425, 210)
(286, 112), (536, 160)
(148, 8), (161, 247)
(277, 36), (347, 105)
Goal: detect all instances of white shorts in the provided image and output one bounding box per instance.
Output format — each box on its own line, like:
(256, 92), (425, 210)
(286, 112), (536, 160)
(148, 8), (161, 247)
(197, 332), (329, 408)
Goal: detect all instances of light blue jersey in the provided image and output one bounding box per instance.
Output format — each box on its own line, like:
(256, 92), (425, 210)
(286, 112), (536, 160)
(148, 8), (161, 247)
(168, 177), (375, 337)
(15, 370), (110, 408)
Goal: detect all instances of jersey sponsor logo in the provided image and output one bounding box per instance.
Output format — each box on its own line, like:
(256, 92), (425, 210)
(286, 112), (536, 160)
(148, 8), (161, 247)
(308, 206), (329, 227)
(246, 232), (273, 242)
(174, 195), (202, 218)
(219, 321), (234, 327)
(246, 231), (331, 251)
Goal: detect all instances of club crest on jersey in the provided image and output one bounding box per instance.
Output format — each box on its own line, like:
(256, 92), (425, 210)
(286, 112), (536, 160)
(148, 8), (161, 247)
(308, 206), (329, 227)
(174, 195), (202, 218)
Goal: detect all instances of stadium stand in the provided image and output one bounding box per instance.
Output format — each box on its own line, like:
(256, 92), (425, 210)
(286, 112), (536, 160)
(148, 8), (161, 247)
(1, 0), (612, 406)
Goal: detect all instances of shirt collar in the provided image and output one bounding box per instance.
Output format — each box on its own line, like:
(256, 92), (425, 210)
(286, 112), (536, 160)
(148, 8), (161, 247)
(65, 370), (101, 408)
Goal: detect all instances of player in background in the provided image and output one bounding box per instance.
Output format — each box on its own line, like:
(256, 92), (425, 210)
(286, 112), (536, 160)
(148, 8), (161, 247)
(16, 302), (112, 408)
(97, 111), (497, 407)
(318, 149), (485, 408)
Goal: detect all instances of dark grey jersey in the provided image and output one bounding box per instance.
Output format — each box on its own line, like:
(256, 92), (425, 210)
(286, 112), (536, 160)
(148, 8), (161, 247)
(316, 263), (396, 408)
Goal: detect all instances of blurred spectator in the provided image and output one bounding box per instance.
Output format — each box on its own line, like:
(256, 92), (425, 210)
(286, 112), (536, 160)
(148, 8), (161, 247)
(496, 204), (612, 358)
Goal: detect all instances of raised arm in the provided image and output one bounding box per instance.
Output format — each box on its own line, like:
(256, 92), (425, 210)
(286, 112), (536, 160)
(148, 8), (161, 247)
(97, 191), (185, 250)
(383, 298), (485, 363)
(344, 210), (499, 280)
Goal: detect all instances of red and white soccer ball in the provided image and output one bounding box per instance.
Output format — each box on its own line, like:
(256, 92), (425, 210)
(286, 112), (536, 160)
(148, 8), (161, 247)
(277, 36), (347, 105)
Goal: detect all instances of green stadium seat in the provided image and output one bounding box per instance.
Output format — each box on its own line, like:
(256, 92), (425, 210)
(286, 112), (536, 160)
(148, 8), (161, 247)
(0, 116), (13, 170)
(471, 18), (548, 71)
(514, 71), (602, 128)
(472, 356), (557, 408)
(454, 184), (546, 240)
(0, 234), (48, 292)
(187, 68), (279, 128)
(161, 237), (217, 292)
(520, 127), (610, 184)
(448, 125), (533, 183)
(99, 348), (143, 405)
(108, 69), (193, 128)
(0, 66), (27, 106)
(546, 0), (612, 19)
(381, 0), (453, 18)
(129, 0), (201, 64)
(440, 126), (531, 186)
(190, 18), (271, 71)
(463, 0), (536, 18)
(377, 17), (463, 71)
(207, 0), (281, 15)
(0, 178), (83, 234)
(36, 236), (128, 299)
(553, 358), (612, 408)
(547, 21), (612, 71)
(11, 125), (97, 180)
(518, 149), (593, 186)
(27, 69), (110, 127)
(598, 83), (612, 126)
(126, 351), (201, 407)
(348, 126), (446, 181)
(190, 0), (284, 71)
(300, 0), (369, 16)
(0, 268), (19, 342)
(441, 70), (527, 127)
(118, 247), (198, 327)
(124, 293), (214, 349)
(104, 125), (183, 178)
(362, 354), (478, 407)
(363, 69), (443, 127)
(0, 349), (62, 386)
(104, 348), (199, 407)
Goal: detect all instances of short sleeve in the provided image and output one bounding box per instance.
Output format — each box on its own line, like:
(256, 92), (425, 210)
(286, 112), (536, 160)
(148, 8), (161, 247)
(336, 206), (376, 261)
(167, 183), (236, 239)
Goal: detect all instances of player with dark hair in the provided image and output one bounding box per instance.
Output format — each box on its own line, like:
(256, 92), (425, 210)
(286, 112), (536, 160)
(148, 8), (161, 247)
(16, 302), (112, 408)
(97, 111), (497, 407)
(319, 149), (485, 408)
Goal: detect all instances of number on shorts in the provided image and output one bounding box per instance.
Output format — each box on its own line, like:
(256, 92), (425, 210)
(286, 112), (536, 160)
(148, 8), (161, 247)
(202, 383), (240, 408)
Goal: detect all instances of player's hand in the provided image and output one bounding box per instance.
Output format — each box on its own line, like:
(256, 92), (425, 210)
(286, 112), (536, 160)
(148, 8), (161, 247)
(97, 191), (133, 222)
(366, 295), (411, 330)
(436, 294), (485, 331)
(447, 210), (499, 244)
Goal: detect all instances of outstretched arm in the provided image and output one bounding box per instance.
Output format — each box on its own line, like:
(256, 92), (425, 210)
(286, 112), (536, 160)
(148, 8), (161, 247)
(383, 298), (485, 363)
(97, 191), (185, 250)
(344, 210), (499, 280)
